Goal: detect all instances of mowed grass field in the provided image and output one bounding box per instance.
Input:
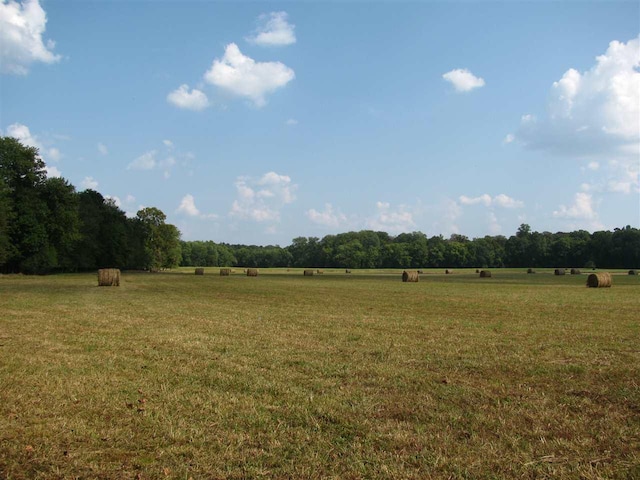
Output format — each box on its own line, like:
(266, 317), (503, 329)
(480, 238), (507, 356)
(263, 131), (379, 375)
(1, 269), (638, 479)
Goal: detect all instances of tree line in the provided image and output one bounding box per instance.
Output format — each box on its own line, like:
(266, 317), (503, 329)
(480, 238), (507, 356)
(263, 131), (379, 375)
(2, 136), (638, 273)
(0, 137), (180, 274)
(179, 225), (639, 270)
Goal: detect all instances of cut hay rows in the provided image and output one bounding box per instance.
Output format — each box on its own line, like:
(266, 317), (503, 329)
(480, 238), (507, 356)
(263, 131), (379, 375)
(246, 268), (258, 277)
(220, 268), (231, 276)
(195, 268), (204, 275)
(479, 270), (492, 278)
(587, 272), (612, 288)
(402, 271), (419, 282)
(97, 268), (120, 286)
(304, 270), (314, 276)
(555, 269), (566, 276)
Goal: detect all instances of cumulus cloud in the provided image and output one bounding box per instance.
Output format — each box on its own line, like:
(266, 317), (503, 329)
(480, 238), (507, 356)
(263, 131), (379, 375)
(365, 201), (416, 234)
(247, 11), (296, 47)
(44, 165), (61, 177)
(285, 118), (298, 126)
(230, 171), (296, 222)
(0, 0), (61, 75)
(306, 203), (348, 229)
(127, 141), (185, 177)
(204, 43), (295, 107)
(98, 142), (108, 155)
(514, 37), (639, 193)
(176, 194), (218, 219)
(458, 193), (524, 208)
(167, 84), (209, 111)
(553, 192), (598, 220)
(442, 68), (485, 92)
(127, 150), (157, 170)
(80, 176), (98, 190)
(5, 122), (62, 168)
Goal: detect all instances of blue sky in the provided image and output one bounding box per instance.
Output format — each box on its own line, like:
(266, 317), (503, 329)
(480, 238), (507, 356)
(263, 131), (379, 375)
(1, 0), (638, 245)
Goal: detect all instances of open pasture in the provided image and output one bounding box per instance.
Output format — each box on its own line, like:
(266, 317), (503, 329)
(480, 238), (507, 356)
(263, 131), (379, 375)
(1, 270), (638, 479)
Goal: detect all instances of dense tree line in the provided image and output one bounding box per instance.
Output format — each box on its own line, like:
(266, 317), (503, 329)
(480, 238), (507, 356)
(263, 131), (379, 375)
(2, 137), (638, 273)
(0, 137), (181, 274)
(179, 225), (639, 270)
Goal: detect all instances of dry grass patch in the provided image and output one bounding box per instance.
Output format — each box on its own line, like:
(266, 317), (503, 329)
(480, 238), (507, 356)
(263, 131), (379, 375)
(0, 271), (638, 479)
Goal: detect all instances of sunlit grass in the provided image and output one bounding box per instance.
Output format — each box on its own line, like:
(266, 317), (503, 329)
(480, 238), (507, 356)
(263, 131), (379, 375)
(1, 269), (638, 479)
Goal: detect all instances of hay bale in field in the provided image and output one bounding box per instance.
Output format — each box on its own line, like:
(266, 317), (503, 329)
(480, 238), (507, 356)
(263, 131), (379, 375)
(479, 270), (492, 278)
(304, 269), (314, 276)
(527, 268), (536, 274)
(475, 269), (480, 274)
(345, 269), (351, 274)
(554, 268), (566, 276)
(629, 270), (637, 275)
(418, 270), (424, 274)
(587, 272), (612, 288)
(247, 268), (258, 277)
(98, 268), (120, 286)
(316, 269), (324, 275)
(571, 268), (581, 275)
(445, 269), (453, 274)
(220, 268), (231, 276)
(195, 268), (204, 275)
(402, 270), (419, 282)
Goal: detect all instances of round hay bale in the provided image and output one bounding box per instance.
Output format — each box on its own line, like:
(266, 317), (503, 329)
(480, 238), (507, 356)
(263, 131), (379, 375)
(402, 270), (419, 282)
(586, 272), (612, 288)
(98, 268), (120, 286)
(195, 268), (204, 275)
(246, 268), (258, 277)
(527, 268), (535, 274)
(303, 269), (314, 276)
(220, 268), (231, 276)
(445, 269), (453, 274)
(570, 268), (581, 275)
(316, 269), (324, 275)
(418, 270), (424, 274)
(629, 270), (637, 275)
(554, 268), (566, 276)
(475, 269), (480, 274)
(479, 270), (492, 278)
(345, 269), (351, 274)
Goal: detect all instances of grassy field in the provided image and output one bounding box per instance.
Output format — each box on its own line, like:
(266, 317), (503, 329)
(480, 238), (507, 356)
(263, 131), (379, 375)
(1, 268), (638, 479)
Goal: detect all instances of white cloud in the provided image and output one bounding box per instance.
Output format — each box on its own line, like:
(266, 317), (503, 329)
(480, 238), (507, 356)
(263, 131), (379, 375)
(229, 171), (296, 223)
(503, 134), (515, 144)
(247, 11), (296, 47)
(488, 212), (502, 235)
(515, 37), (639, 194)
(44, 165), (61, 178)
(366, 201), (415, 234)
(127, 150), (157, 170)
(5, 122), (61, 164)
(204, 43), (295, 107)
(98, 142), (108, 155)
(459, 193), (524, 209)
(306, 203), (348, 229)
(177, 194), (199, 216)
(0, 0), (61, 75)
(163, 139), (173, 148)
(176, 194), (218, 219)
(80, 176), (98, 190)
(286, 118), (298, 126)
(442, 68), (485, 92)
(553, 192), (598, 220)
(126, 194), (136, 204)
(167, 84), (209, 111)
